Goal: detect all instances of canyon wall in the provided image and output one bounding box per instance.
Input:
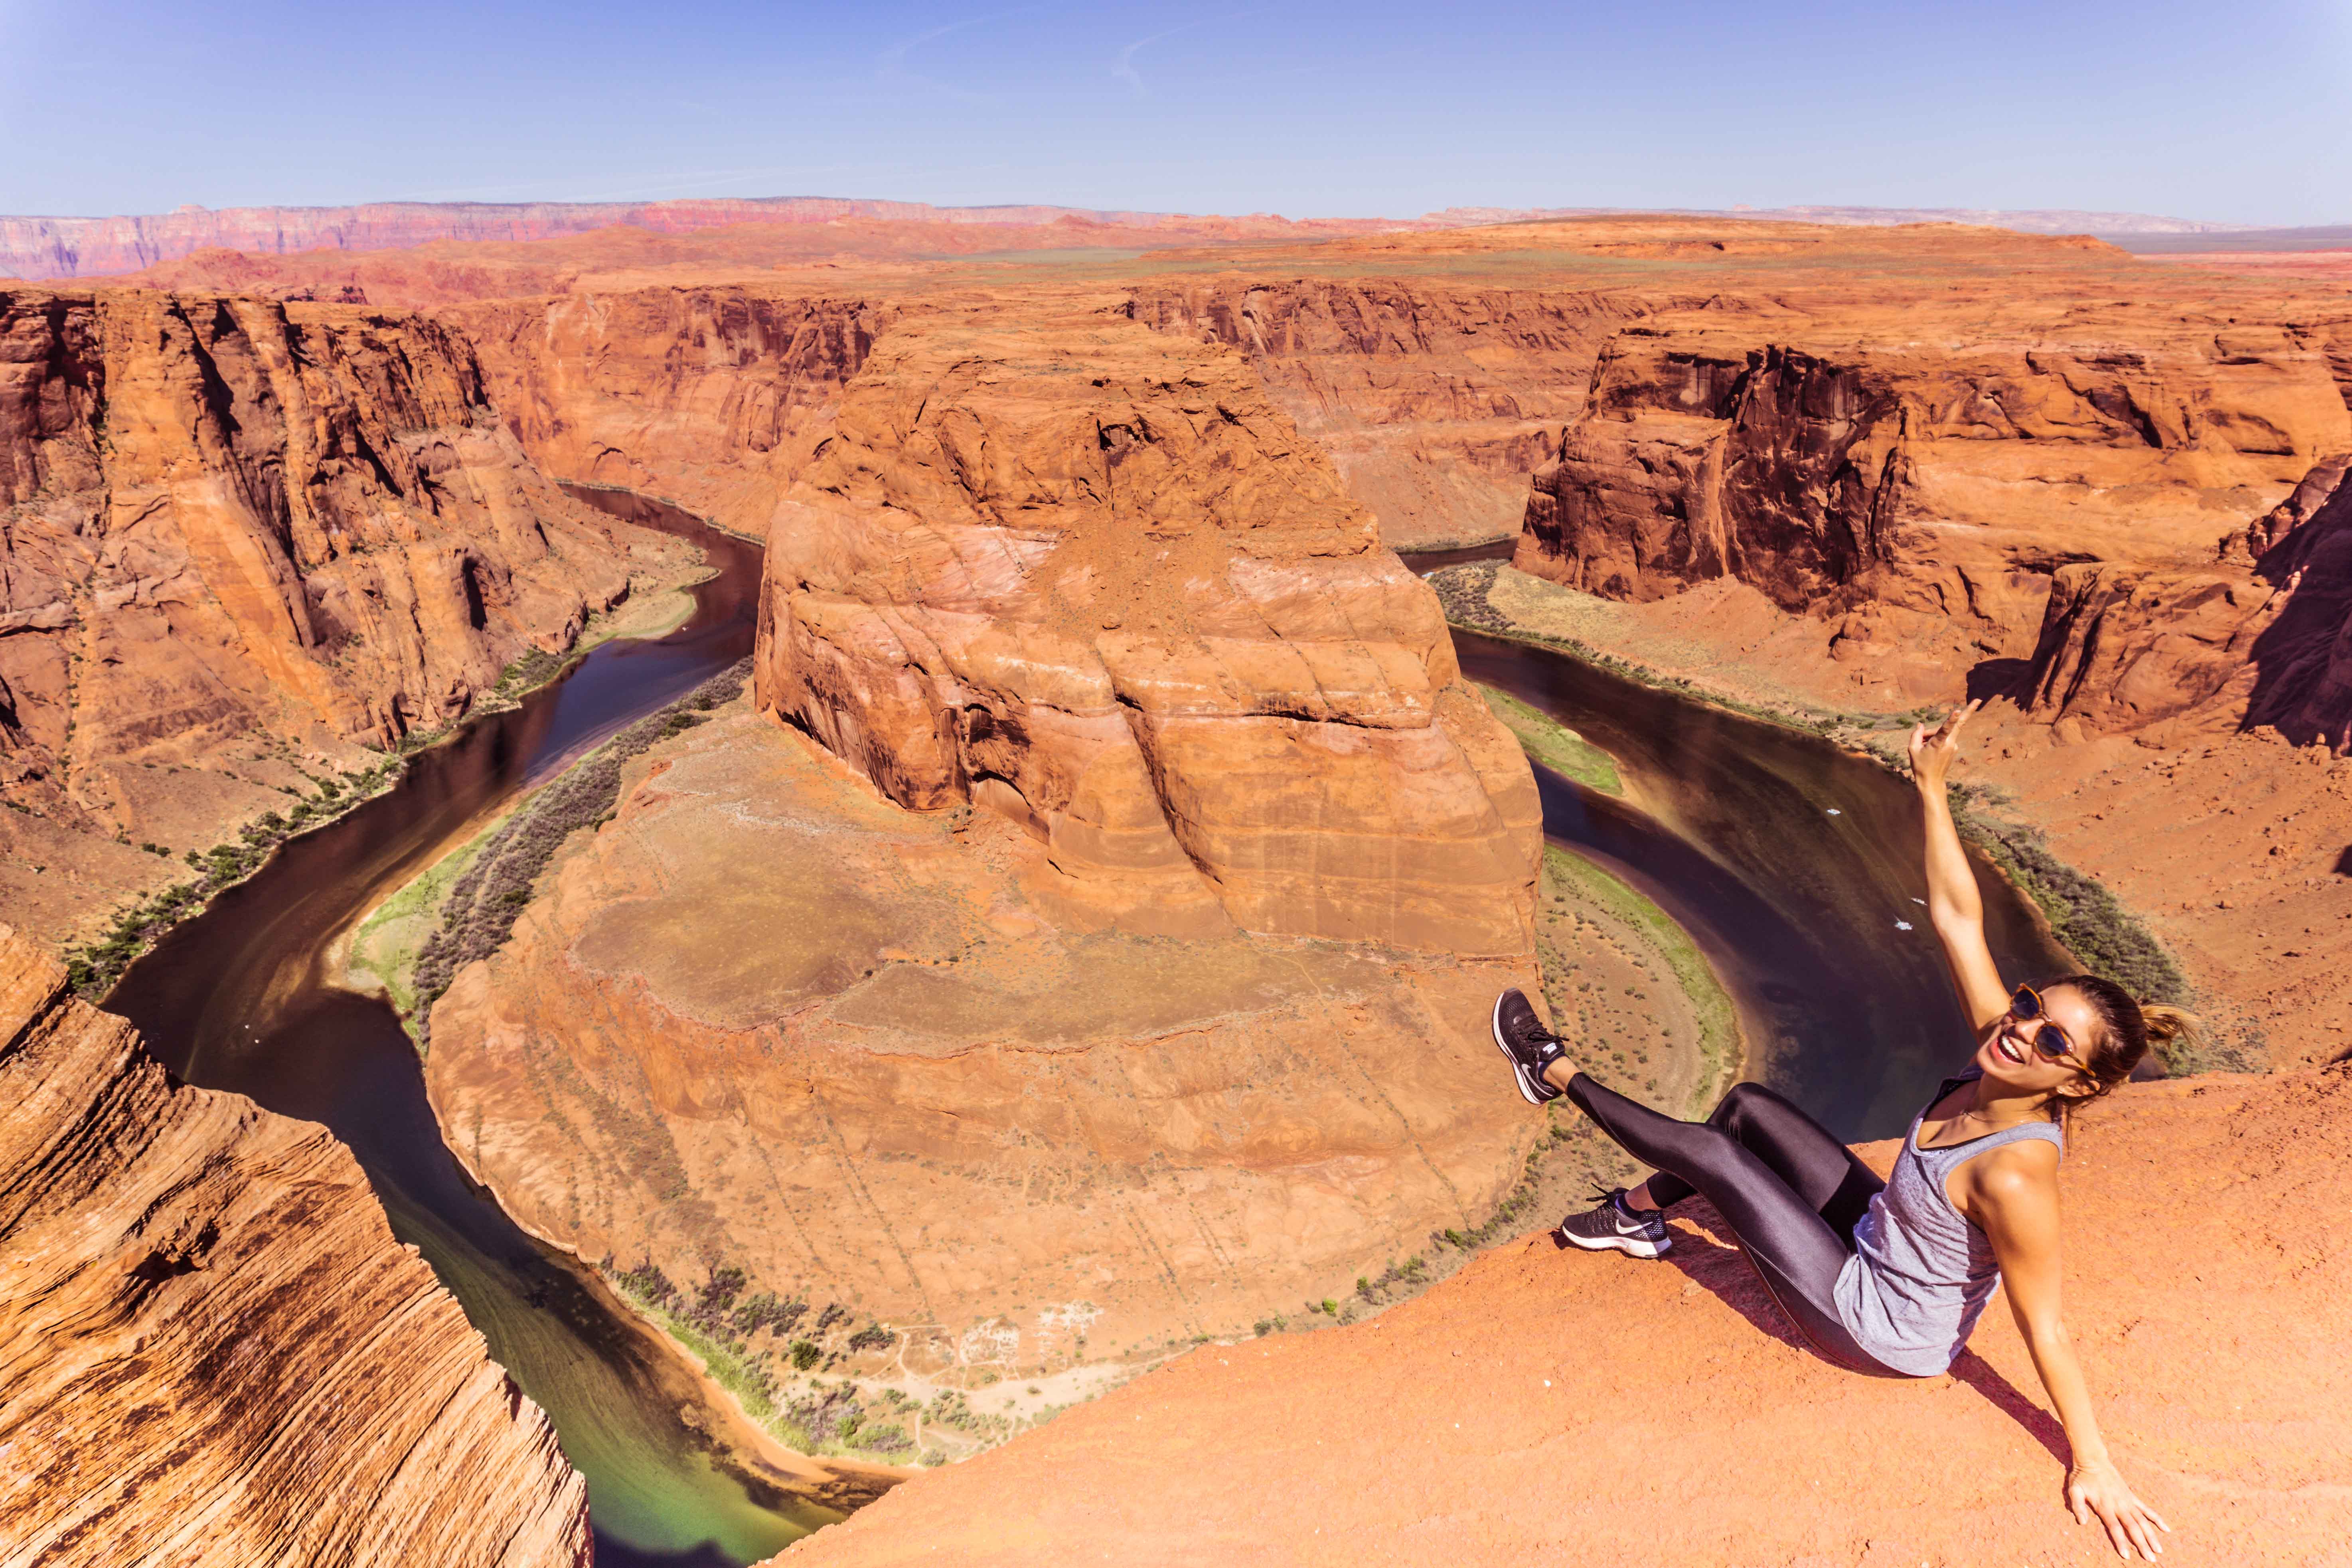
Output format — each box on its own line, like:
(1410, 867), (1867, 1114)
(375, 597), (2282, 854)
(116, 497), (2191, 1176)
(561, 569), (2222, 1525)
(755, 307), (1540, 949)
(0, 923), (588, 1566)
(0, 197), (1408, 284)
(0, 287), (683, 943)
(421, 306), (1544, 1371)
(1129, 281), (1669, 547)
(1512, 311), (2352, 679)
(450, 289), (881, 534)
(2025, 451), (2352, 749)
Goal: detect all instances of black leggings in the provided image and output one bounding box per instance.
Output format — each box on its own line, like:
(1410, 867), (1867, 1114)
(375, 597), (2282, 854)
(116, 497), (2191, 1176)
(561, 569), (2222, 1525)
(1564, 1074), (1899, 1374)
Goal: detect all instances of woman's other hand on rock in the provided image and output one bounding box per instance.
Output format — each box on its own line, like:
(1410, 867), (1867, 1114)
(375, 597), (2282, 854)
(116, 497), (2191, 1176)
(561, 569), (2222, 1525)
(1907, 699), (1981, 789)
(2066, 1455), (2171, 1560)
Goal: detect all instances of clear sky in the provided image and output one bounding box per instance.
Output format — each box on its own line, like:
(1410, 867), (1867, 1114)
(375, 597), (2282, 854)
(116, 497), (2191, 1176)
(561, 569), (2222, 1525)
(2, 0), (2346, 223)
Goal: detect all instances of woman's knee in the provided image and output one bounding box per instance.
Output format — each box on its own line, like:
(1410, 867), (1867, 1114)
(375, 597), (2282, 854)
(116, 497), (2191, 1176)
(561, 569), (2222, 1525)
(1712, 1080), (1767, 1126)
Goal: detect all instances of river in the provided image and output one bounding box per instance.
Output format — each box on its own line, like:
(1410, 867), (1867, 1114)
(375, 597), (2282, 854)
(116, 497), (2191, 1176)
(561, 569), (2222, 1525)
(103, 518), (2072, 1567)
(109, 490), (826, 1566)
(1400, 540), (2074, 1136)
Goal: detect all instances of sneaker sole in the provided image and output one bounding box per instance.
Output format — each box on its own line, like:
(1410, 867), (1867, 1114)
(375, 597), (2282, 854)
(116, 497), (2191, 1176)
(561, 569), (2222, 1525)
(1491, 990), (1555, 1106)
(1557, 1226), (1672, 1260)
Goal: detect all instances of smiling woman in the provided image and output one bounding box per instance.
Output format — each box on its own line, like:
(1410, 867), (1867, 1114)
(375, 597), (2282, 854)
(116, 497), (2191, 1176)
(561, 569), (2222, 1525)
(1490, 700), (2189, 1561)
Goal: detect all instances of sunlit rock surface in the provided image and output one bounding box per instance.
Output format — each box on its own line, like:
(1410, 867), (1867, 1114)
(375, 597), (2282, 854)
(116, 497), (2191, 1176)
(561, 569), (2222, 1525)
(0, 924), (589, 1567)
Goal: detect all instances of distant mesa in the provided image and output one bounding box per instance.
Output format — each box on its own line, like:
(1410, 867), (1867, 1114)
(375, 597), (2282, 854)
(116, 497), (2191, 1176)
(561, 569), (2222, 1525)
(2, 192), (2336, 282)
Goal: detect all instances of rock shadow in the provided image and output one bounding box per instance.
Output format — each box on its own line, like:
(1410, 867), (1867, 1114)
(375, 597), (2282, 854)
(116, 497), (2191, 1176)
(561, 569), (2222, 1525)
(1965, 657), (2035, 705)
(1601, 1207), (2069, 1465)
(2241, 465), (2352, 751)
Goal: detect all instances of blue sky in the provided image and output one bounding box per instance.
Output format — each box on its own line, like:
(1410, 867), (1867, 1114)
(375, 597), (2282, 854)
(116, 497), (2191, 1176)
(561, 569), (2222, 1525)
(2, 0), (2346, 222)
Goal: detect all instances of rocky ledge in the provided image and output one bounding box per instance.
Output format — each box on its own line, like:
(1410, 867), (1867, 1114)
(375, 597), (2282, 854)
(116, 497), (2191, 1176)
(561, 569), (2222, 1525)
(773, 1063), (2352, 1566)
(0, 923), (589, 1566)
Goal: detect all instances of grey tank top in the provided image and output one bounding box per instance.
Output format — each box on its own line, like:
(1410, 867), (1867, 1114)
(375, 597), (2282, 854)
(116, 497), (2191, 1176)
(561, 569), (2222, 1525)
(1833, 1068), (2064, 1376)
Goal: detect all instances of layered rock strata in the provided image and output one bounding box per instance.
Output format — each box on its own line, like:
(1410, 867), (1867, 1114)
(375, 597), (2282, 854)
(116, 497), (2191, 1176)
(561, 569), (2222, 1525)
(426, 707), (1540, 1369)
(1129, 282), (1666, 547)
(754, 308), (1540, 950)
(451, 289), (881, 534)
(0, 287), (688, 941)
(775, 1064), (2352, 1567)
(0, 923), (589, 1566)
(423, 308), (1543, 1371)
(2026, 452), (2352, 748)
(1512, 311), (2352, 685)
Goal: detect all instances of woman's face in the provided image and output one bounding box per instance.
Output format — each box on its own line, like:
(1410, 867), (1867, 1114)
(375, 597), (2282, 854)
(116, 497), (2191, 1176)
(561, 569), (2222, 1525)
(1972, 982), (2103, 1100)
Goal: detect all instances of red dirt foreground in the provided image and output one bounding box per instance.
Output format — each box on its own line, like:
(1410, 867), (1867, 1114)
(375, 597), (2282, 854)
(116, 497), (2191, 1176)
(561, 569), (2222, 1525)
(775, 1066), (2350, 1567)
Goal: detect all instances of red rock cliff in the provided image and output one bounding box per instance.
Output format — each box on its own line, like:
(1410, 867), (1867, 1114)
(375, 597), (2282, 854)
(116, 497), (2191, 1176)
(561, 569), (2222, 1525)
(754, 306), (1540, 951)
(1129, 281), (1668, 547)
(450, 288), (881, 534)
(420, 305), (1544, 1380)
(1513, 310), (2351, 667)
(0, 287), (683, 942)
(0, 923), (589, 1566)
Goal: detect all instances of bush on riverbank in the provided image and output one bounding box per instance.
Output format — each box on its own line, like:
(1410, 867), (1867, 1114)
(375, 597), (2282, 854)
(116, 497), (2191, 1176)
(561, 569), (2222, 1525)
(407, 658), (752, 1034)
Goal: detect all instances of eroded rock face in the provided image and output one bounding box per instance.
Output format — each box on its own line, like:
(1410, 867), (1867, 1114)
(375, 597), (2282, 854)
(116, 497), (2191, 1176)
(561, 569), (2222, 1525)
(1129, 282), (1661, 547)
(424, 709), (1540, 1369)
(1513, 314), (2351, 672)
(423, 309), (1544, 1377)
(0, 288), (678, 940)
(754, 308), (1540, 953)
(0, 923), (588, 1566)
(2024, 455), (2352, 748)
(452, 288), (883, 534)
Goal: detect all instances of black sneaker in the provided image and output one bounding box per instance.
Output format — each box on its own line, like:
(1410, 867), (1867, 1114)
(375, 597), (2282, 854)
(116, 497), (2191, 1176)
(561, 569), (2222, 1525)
(1491, 987), (1568, 1105)
(1558, 1188), (1673, 1259)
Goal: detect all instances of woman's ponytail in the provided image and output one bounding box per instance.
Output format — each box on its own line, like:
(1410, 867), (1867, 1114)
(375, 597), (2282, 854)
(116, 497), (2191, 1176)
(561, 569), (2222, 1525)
(2045, 976), (2200, 1123)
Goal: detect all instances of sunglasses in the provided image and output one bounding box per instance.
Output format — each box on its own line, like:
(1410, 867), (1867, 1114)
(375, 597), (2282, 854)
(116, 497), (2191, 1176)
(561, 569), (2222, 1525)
(2006, 983), (2076, 1061)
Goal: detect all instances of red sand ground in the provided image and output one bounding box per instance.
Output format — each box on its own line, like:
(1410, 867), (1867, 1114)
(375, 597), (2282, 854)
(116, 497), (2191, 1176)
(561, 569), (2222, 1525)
(778, 1066), (2351, 1567)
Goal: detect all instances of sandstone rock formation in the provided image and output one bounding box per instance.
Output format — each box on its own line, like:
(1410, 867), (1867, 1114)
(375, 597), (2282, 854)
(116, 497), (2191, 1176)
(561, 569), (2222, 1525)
(1130, 282), (1663, 547)
(1512, 311), (2351, 667)
(0, 287), (691, 943)
(773, 1064), (2352, 1566)
(425, 706), (1540, 1376)
(422, 307), (1544, 1383)
(0, 197), (1413, 284)
(451, 289), (881, 533)
(0, 922), (589, 1566)
(2026, 451), (2352, 750)
(754, 307), (1540, 950)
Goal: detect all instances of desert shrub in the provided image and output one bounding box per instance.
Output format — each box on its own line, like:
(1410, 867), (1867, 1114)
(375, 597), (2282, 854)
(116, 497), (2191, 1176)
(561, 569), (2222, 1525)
(845, 1322), (893, 1353)
(732, 1292), (806, 1338)
(790, 1339), (822, 1371)
(409, 657), (750, 1030)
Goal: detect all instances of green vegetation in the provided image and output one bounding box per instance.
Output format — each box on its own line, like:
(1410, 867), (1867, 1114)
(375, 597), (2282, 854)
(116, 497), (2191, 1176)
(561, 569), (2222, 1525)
(600, 1254), (927, 1460)
(346, 815), (507, 1015)
(63, 754), (406, 999)
(1477, 683), (1622, 794)
(1539, 846), (1739, 1114)
(407, 658), (752, 1037)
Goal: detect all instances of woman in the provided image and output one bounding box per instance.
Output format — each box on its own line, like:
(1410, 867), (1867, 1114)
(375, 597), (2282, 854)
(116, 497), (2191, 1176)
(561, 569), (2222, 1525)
(1490, 701), (2182, 1561)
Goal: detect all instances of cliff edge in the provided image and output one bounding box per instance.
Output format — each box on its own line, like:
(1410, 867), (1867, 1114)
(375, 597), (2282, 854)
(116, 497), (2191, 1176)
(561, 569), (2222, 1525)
(774, 1064), (2351, 1566)
(0, 924), (590, 1566)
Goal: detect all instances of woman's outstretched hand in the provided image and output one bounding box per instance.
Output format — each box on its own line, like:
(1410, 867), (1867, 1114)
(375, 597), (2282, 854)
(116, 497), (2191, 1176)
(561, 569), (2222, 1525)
(1907, 699), (1981, 789)
(2066, 1455), (2172, 1560)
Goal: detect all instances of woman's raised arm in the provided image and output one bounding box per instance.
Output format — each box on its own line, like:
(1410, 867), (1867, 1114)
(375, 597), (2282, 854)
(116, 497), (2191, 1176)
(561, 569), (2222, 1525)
(1908, 701), (2009, 1031)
